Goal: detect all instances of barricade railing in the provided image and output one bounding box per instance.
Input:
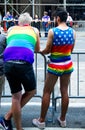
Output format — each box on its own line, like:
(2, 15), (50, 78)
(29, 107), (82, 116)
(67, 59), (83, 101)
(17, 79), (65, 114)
(33, 52), (47, 98)
(1, 20), (85, 33)
(1, 52), (85, 123)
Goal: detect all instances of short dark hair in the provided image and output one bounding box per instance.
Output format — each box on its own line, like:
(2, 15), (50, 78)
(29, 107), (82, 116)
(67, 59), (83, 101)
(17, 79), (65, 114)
(52, 7), (68, 22)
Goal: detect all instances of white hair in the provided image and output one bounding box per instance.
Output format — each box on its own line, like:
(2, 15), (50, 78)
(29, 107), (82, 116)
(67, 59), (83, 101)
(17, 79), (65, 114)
(18, 12), (32, 25)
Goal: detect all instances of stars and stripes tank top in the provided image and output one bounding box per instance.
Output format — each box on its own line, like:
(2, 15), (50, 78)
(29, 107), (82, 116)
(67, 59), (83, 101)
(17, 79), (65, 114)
(47, 27), (75, 76)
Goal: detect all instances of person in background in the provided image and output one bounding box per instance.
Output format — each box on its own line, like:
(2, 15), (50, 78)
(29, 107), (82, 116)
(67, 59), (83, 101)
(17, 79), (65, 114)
(42, 11), (51, 37)
(66, 12), (73, 27)
(32, 7), (76, 129)
(0, 12), (2, 26)
(33, 14), (41, 37)
(3, 11), (14, 29)
(0, 12), (40, 130)
(0, 31), (6, 103)
(14, 14), (19, 25)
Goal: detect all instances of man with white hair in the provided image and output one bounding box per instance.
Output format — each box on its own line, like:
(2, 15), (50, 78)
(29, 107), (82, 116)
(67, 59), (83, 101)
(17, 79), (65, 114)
(0, 12), (40, 130)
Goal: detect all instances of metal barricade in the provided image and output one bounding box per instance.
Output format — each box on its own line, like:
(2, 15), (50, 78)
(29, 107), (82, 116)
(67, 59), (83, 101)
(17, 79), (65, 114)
(2, 20), (85, 35)
(33, 52), (47, 98)
(1, 52), (85, 123)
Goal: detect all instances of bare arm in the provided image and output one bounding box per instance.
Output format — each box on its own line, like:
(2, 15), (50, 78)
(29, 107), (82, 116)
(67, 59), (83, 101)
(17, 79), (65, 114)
(41, 29), (53, 54)
(71, 30), (76, 52)
(34, 27), (40, 52)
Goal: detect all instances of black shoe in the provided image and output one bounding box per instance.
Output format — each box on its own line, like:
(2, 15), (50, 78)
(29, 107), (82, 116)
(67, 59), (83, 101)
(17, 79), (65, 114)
(39, 33), (41, 37)
(45, 32), (48, 37)
(0, 116), (13, 130)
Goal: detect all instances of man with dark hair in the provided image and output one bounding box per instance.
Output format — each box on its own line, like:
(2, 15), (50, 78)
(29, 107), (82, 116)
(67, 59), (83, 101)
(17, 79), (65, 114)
(32, 7), (76, 128)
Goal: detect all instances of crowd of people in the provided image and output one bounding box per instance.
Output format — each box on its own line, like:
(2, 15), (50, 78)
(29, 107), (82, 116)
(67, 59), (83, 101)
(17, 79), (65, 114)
(0, 7), (76, 130)
(0, 11), (51, 37)
(0, 10), (73, 37)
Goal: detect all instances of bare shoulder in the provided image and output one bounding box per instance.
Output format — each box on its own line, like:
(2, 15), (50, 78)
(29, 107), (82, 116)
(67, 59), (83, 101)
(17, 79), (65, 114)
(32, 27), (39, 35)
(7, 26), (16, 33)
(48, 28), (54, 37)
(72, 29), (76, 38)
(48, 28), (53, 33)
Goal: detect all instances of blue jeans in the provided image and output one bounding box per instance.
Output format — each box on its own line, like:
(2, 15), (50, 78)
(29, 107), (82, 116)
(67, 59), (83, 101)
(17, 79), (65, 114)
(42, 22), (50, 37)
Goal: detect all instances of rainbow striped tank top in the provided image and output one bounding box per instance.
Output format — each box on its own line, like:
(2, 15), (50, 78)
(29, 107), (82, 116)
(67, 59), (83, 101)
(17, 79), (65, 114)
(48, 27), (75, 76)
(4, 25), (37, 64)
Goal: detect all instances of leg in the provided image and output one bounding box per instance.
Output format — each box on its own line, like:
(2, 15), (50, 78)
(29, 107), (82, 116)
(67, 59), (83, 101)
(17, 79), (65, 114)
(5, 89), (35, 130)
(12, 91), (22, 130)
(45, 26), (49, 37)
(5, 89), (36, 120)
(0, 75), (5, 103)
(45, 26), (48, 37)
(39, 73), (58, 122)
(60, 74), (71, 121)
(5, 63), (36, 121)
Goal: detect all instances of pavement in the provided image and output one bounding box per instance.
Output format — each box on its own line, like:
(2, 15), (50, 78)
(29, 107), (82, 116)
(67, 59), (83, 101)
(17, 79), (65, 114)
(0, 103), (85, 129)
(0, 30), (85, 130)
(14, 127), (84, 130)
(0, 97), (85, 129)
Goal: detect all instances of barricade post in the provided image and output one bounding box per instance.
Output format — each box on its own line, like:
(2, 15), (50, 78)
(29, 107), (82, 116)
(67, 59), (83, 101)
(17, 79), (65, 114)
(3, 21), (7, 32)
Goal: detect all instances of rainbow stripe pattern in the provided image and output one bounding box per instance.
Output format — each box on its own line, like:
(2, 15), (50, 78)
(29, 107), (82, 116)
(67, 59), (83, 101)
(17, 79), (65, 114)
(4, 26), (37, 64)
(48, 27), (74, 76)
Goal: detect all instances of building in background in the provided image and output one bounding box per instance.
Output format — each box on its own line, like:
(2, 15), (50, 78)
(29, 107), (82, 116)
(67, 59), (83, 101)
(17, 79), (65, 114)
(0, 0), (85, 21)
